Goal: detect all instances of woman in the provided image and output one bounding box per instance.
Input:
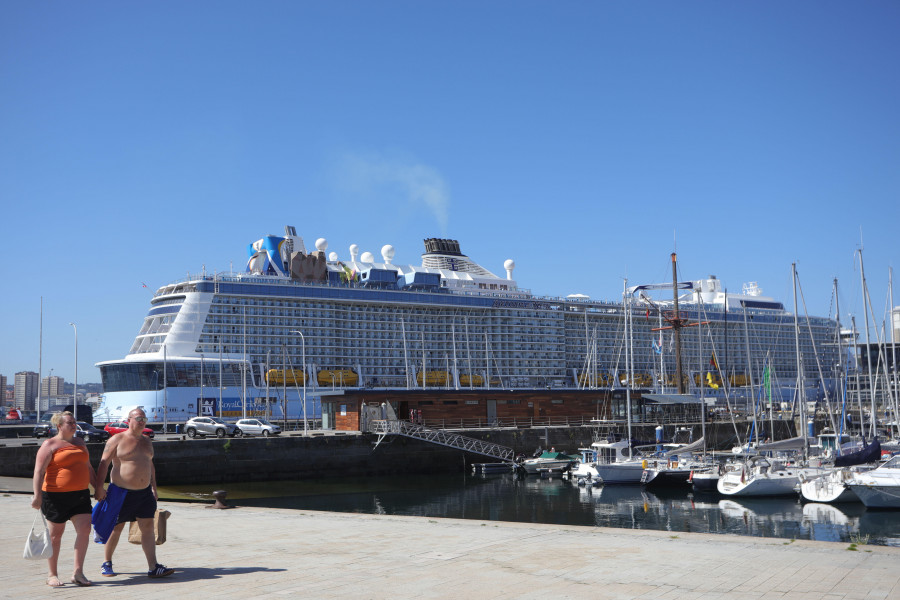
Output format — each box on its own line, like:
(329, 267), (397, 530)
(32, 411), (96, 587)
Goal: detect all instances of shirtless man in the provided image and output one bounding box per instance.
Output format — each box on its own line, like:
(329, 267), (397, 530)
(95, 408), (174, 578)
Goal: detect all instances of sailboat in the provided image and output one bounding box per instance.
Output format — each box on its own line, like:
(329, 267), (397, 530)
(718, 263), (826, 497)
(846, 454), (900, 508)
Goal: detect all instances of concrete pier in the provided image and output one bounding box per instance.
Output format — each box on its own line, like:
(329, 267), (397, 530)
(1, 481), (898, 599)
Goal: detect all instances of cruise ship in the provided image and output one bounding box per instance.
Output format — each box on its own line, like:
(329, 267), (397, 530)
(94, 227), (841, 427)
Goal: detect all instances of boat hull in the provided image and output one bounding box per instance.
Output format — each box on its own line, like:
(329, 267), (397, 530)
(690, 471), (720, 493)
(847, 484), (900, 508)
(593, 462), (645, 485)
(642, 467), (692, 489)
(717, 468), (800, 497)
(799, 468), (862, 504)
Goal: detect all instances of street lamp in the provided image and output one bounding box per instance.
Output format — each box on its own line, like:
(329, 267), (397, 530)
(290, 330), (307, 435)
(69, 322), (78, 421)
(265, 350), (271, 420)
(151, 370), (159, 421)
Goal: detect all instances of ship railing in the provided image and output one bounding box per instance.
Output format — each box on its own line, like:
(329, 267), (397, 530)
(156, 272), (636, 307)
(370, 419), (516, 462)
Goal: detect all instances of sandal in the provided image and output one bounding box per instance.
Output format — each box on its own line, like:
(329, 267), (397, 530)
(72, 573), (92, 587)
(47, 575), (65, 588)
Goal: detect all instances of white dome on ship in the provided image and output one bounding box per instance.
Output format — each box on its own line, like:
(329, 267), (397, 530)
(349, 244), (359, 261)
(328, 252), (338, 261)
(504, 259), (515, 280)
(315, 238), (328, 252)
(381, 244), (395, 264)
(360, 251), (375, 262)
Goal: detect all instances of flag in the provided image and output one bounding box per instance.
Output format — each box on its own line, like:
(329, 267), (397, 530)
(709, 352), (719, 370)
(141, 282), (148, 288)
(651, 339), (661, 354)
(706, 372), (720, 390)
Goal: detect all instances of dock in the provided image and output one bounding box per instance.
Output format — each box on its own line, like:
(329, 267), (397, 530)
(1, 479), (899, 598)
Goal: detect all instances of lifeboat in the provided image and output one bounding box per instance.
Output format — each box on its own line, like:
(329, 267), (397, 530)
(416, 371), (449, 386)
(266, 369), (306, 386)
(617, 373), (653, 387)
(317, 369), (358, 387)
(578, 372), (611, 387)
(459, 373), (484, 386)
(729, 373), (749, 387)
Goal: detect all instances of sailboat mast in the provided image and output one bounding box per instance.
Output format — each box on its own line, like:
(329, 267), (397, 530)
(742, 302), (757, 446)
(890, 268), (899, 439)
(792, 263), (807, 460)
(834, 278), (846, 443)
(698, 298), (706, 456)
(672, 253), (685, 394)
(858, 249), (876, 437)
(624, 279), (633, 459)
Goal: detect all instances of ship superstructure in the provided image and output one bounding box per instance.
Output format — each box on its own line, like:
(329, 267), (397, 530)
(95, 227), (841, 425)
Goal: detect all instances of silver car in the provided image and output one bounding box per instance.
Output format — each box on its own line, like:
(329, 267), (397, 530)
(235, 418), (282, 437)
(184, 416), (240, 438)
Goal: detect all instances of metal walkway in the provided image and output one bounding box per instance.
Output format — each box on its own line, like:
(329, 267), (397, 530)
(371, 420), (516, 463)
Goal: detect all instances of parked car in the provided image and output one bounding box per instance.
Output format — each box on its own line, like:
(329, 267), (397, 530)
(33, 421), (110, 443)
(77, 422), (111, 443)
(184, 416), (240, 438)
(234, 418), (282, 437)
(104, 421), (155, 438)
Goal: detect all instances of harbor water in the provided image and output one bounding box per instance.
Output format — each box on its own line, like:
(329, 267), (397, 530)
(161, 471), (900, 547)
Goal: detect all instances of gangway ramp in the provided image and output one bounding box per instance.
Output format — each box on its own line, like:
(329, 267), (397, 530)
(371, 420), (516, 463)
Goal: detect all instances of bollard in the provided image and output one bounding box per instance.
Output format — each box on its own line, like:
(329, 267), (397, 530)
(210, 489), (230, 509)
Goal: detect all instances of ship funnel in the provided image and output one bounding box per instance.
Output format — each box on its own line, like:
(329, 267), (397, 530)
(504, 259), (515, 280)
(350, 244), (359, 262)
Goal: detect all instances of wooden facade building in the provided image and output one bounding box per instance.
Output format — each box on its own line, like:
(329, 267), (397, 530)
(322, 388), (646, 432)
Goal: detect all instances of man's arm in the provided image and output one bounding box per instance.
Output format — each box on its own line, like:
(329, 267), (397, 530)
(94, 435), (119, 500)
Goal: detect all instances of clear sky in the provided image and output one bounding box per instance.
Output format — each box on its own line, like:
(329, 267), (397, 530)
(2, 1), (898, 385)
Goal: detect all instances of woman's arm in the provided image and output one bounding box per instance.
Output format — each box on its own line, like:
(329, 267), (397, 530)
(31, 441), (52, 509)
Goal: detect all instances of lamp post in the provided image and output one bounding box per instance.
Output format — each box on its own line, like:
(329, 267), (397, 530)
(68, 322), (78, 421)
(290, 330), (307, 435)
(265, 350), (271, 420)
(151, 370), (159, 421)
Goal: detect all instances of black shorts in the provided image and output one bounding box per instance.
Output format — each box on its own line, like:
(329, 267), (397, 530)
(42, 489), (92, 524)
(116, 486), (157, 524)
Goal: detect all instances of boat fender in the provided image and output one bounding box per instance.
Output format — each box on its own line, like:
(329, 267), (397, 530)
(641, 460), (648, 469)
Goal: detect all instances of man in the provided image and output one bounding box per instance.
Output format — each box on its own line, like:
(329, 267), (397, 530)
(94, 408), (174, 579)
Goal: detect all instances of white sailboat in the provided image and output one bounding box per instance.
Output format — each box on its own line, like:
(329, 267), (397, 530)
(718, 263), (826, 498)
(846, 454), (900, 508)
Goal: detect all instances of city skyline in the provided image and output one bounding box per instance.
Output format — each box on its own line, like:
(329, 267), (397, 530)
(2, 2), (898, 383)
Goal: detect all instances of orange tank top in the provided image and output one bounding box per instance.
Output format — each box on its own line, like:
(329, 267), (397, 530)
(43, 444), (91, 492)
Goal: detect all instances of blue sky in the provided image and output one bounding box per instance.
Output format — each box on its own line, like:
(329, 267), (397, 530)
(2, 1), (898, 384)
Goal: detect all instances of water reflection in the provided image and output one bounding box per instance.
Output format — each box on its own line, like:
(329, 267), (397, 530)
(161, 472), (900, 547)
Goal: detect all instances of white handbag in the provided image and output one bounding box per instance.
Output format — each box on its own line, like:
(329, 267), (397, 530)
(23, 511), (53, 560)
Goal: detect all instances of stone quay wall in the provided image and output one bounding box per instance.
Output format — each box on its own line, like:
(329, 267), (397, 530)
(0, 420), (795, 485)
